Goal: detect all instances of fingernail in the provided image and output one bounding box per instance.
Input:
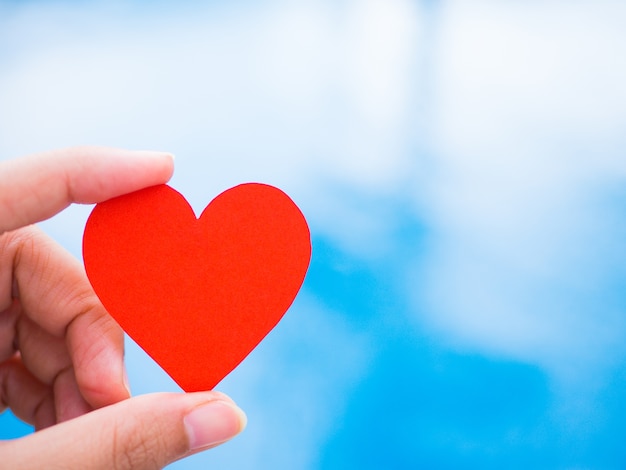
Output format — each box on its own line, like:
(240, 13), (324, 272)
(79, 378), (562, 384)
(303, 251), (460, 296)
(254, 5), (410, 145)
(131, 150), (175, 162)
(184, 400), (247, 451)
(159, 151), (175, 162)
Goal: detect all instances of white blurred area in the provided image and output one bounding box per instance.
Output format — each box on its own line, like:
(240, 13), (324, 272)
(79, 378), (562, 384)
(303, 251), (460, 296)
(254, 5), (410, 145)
(0, 0), (420, 256)
(419, 1), (626, 380)
(1, 0), (626, 465)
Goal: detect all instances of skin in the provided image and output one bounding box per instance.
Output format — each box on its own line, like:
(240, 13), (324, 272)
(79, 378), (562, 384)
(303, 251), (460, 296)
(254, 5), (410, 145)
(0, 147), (246, 469)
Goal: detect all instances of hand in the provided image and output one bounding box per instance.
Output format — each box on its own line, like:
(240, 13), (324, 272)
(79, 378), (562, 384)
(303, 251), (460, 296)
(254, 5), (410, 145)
(0, 147), (246, 469)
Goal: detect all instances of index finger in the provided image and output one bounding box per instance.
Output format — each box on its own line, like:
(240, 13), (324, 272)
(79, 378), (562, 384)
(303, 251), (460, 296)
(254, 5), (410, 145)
(0, 146), (174, 234)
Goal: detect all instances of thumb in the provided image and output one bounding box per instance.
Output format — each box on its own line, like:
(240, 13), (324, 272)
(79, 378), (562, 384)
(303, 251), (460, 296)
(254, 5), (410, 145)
(2, 392), (247, 470)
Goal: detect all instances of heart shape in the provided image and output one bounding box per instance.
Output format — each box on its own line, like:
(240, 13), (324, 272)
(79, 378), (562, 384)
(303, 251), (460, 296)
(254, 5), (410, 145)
(83, 183), (311, 391)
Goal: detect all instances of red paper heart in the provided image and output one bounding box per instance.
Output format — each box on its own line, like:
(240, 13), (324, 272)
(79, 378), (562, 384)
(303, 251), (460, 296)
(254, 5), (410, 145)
(83, 183), (311, 392)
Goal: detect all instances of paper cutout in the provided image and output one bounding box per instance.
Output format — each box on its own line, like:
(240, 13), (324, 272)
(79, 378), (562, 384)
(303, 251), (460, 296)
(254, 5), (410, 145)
(83, 183), (311, 392)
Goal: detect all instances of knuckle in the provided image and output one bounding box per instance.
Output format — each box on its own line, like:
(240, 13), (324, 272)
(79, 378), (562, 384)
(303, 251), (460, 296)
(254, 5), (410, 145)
(110, 418), (162, 470)
(2, 226), (51, 287)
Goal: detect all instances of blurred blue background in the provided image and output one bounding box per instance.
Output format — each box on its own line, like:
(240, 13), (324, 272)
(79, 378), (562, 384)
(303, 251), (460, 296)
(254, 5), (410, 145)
(1, 0), (626, 468)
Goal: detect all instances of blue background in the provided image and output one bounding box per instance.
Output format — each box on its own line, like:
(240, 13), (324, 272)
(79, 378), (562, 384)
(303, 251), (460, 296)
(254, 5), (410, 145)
(1, 1), (626, 468)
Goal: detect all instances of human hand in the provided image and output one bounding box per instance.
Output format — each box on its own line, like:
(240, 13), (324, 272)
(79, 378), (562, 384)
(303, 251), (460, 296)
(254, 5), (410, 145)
(0, 147), (246, 469)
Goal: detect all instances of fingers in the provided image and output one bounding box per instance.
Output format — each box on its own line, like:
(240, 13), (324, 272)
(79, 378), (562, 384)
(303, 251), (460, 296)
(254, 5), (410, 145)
(16, 314), (71, 385)
(0, 146), (174, 234)
(53, 367), (92, 423)
(0, 227), (129, 408)
(1, 392), (247, 470)
(0, 357), (56, 430)
(65, 304), (129, 408)
(0, 298), (20, 362)
(0, 355), (100, 430)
